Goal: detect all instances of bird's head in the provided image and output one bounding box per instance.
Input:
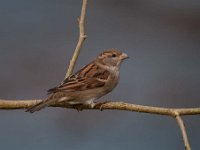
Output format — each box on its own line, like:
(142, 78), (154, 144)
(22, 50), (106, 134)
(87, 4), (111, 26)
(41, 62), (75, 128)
(96, 49), (128, 68)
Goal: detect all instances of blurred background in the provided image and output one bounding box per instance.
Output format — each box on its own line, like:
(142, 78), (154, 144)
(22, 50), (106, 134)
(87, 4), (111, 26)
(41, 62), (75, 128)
(0, 0), (200, 149)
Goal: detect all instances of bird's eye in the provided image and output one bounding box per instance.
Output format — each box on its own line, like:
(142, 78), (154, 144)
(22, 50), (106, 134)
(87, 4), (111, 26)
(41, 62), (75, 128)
(112, 54), (117, 58)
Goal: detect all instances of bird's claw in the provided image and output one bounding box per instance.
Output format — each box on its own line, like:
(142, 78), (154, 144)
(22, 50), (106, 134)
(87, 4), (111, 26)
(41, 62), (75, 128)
(73, 104), (84, 112)
(94, 101), (110, 111)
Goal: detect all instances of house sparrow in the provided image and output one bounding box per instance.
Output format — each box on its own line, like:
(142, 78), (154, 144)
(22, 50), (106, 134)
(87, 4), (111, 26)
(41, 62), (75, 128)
(26, 49), (128, 113)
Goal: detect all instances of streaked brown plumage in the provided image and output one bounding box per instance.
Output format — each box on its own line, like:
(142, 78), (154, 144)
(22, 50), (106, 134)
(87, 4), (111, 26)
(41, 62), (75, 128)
(26, 49), (128, 113)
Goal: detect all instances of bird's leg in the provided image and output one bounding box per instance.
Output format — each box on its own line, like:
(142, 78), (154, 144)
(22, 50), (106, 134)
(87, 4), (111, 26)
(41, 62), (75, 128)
(72, 104), (84, 112)
(72, 100), (110, 111)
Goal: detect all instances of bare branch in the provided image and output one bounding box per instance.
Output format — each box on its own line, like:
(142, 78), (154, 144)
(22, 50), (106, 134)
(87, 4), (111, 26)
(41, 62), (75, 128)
(1, 98), (197, 150)
(0, 99), (199, 116)
(0, 98), (198, 150)
(175, 114), (191, 150)
(65, 0), (88, 78)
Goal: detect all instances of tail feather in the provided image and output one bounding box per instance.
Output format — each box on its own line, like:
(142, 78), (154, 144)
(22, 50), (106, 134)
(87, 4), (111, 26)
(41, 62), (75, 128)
(26, 96), (55, 113)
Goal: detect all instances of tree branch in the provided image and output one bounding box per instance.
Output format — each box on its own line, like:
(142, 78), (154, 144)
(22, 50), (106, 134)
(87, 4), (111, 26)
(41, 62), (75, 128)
(0, 99), (199, 117)
(0, 98), (198, 150)
(65, 0), (88, 78)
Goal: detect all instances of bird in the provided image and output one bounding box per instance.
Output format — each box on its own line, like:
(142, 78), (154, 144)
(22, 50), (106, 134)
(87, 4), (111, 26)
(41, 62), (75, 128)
(26, 49), (128, 113)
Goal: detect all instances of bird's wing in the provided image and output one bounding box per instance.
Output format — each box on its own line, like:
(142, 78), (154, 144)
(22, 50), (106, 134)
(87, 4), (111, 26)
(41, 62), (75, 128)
(47, 63), (110, 94)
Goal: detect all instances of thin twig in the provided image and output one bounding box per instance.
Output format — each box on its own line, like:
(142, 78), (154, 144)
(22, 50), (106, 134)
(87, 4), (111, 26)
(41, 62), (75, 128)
(65, 0), (88, 78)
(175, 114), (191, 150)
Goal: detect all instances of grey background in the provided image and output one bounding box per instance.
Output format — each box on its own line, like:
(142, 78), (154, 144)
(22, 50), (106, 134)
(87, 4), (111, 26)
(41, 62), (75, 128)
(0, 0), (200, 150)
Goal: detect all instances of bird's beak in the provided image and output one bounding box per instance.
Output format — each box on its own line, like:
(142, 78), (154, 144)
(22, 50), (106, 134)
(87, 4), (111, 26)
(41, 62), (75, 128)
(120, 53), (129, 60)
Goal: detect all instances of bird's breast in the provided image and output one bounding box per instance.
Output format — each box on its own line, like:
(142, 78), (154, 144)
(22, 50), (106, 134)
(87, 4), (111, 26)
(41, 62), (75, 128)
(105, 71), (119, 91)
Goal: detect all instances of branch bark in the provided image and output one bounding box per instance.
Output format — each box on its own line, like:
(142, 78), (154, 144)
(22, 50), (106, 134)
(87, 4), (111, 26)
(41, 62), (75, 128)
(65, 0), (88, 78)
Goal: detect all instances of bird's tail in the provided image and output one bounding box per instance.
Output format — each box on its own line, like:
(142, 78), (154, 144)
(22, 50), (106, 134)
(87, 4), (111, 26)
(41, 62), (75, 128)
(26, 95), (55, 113)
